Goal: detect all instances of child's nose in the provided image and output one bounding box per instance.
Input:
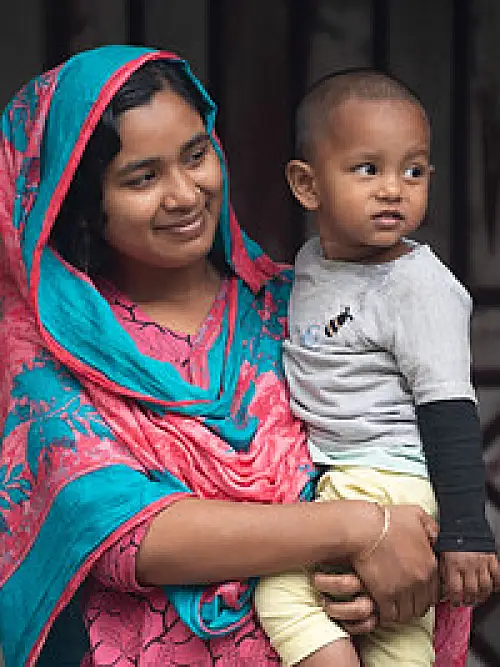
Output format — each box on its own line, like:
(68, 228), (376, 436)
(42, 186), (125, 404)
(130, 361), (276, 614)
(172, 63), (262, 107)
(377, 173), (402, 200)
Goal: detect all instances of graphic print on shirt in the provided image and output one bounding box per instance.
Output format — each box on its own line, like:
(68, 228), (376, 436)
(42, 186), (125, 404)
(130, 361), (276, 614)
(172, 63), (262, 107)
(294, 305), (354, 347)
(325, 306), (353, 337)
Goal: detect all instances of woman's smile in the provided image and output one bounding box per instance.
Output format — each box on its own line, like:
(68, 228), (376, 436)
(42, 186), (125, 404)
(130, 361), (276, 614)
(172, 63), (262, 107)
(153, 209), (207, 238)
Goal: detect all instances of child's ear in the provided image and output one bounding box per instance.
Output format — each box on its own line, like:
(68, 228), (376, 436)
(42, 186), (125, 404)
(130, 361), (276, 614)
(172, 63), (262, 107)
(285, 160), (320, 211)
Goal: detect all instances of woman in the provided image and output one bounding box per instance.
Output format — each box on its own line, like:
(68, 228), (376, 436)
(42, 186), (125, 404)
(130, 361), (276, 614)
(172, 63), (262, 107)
(0, 46), (469, 665)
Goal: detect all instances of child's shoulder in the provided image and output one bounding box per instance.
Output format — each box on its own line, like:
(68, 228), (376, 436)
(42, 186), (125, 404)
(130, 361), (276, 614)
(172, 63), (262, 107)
(388, 242), (471, 305)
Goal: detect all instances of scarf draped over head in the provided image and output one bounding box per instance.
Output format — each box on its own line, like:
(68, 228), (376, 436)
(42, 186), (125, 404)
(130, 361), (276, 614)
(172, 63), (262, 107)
(0, 45), (314, 666)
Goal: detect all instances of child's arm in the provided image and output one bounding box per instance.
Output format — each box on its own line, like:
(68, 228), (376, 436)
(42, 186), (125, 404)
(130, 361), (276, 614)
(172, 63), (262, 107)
(389, 252), (500, 606)
(417, 398), (499, 606)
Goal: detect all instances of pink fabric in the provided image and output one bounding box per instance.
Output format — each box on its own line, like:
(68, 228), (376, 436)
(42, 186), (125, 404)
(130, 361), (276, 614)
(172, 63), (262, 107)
(99, 278), (230, 387)
(86, 523), (281, 666)
(83, 282), (287, 664)
(84, 288), (472, 666)
(90, 521), (154, 595)
(434, 603), (472, 666)
(81, 279), (310, 507)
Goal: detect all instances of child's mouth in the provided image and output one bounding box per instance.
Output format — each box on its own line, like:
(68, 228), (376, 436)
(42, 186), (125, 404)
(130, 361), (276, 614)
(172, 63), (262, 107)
(371, 211), (405, 227)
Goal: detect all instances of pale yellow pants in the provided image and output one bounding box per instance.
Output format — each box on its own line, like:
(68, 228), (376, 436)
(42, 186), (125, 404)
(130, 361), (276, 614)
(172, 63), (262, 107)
(254, 467), (438, 667)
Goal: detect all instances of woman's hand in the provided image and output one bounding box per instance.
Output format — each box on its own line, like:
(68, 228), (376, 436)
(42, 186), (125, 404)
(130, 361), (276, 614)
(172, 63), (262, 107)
(313, 571), (377, 634)
(351, 504), (439, 626)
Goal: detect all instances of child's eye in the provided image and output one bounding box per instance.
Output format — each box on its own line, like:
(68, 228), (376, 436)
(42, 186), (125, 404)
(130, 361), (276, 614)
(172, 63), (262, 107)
(352, 162), (377, 176)
(404, 164), (426, 178)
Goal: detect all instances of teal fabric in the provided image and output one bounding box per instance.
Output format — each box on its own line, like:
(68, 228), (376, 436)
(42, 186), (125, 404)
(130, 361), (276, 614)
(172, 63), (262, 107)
(1, 466), (187, 666)
(165, 578), (259, 639)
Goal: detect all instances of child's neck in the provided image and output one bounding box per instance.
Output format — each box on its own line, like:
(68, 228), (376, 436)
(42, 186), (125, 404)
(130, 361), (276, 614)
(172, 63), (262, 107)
(321, 238), (413, 264)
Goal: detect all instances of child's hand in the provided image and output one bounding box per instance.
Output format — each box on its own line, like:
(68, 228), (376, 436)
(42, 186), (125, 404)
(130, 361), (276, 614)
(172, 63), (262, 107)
(440, 551), (500, 606)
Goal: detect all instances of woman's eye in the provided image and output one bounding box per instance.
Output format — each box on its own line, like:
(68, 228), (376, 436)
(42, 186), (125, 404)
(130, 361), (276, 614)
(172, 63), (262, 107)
(186, 143), (209, 165)
(404, 165), (426, 178)
(352, 162), (377, 176)
(124, 171), (156, 188)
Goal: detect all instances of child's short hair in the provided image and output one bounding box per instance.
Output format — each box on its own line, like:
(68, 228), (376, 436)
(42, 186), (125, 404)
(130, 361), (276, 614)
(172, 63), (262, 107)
(295, 68), (427, 160)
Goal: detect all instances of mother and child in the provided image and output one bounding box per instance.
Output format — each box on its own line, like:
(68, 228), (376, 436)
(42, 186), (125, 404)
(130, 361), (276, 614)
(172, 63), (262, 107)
(0, 45), (497, 666)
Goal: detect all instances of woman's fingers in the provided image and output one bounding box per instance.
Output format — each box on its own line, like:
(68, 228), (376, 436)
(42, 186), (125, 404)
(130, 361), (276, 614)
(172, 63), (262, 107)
(323, 595), (377, 635)
(313, 571), (364, 600)
(420, 511), (439, 545)
(352, 505), (438, 625)
(414, 566), (439, 616)
(313, 571), (377, 634)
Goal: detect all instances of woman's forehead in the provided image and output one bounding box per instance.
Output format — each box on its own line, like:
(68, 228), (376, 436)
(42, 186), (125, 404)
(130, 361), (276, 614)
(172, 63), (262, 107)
(113, 88), (206, 161)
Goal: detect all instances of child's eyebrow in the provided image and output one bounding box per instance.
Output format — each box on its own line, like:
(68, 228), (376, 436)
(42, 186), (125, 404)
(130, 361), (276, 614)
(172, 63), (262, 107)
(344, 151), (381, 161)
(404, 147), (430, 159)
(348, 155), (383, 166)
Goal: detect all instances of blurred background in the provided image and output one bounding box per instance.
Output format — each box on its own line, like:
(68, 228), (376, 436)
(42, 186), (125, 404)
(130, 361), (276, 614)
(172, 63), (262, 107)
(1, 1), (500, 665)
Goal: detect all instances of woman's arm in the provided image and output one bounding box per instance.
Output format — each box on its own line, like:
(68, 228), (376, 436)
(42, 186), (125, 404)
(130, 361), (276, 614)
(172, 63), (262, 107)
(136, 497), (438, 624)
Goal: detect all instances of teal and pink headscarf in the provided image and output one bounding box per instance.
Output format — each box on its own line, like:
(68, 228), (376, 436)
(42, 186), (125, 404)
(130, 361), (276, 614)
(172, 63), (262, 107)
(0, 45), (470, 666)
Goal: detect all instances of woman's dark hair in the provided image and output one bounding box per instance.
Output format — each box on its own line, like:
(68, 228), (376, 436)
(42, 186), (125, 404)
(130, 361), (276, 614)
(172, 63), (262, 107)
(50, 59), (211, 277)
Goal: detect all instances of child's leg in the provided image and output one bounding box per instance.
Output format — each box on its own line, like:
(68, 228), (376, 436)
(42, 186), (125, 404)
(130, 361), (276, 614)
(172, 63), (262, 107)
(298, 637), (360, 667)
(317, 467), (438, 667)
(255, 467), (437, 667)
(254, 569), (360, 667)
(358, 607), (435, 667)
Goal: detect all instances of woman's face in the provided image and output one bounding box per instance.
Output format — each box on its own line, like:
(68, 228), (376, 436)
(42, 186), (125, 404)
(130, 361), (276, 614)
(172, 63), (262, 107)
(102, 86), (223, 273)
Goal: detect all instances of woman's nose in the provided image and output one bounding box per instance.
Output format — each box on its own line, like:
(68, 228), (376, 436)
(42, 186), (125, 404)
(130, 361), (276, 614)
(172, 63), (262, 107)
(161, 171), (200, 210)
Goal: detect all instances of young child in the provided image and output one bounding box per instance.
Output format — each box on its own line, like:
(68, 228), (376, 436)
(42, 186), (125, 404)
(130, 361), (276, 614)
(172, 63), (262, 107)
(254, 69), (499, 667)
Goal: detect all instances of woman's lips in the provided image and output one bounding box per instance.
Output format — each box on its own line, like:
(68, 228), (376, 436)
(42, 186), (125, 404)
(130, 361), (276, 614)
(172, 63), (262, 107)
(154, 212), (206, 238)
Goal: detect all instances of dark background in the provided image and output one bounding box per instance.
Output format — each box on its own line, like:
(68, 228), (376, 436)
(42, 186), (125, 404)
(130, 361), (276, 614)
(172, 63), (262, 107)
(1, 2), (500, 664)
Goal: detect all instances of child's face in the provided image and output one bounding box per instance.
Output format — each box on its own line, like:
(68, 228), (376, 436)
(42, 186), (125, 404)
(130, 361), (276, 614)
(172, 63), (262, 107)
(296, 97), (431, 262)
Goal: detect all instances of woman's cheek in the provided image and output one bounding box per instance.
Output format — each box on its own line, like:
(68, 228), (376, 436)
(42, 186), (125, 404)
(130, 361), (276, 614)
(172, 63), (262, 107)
(110, 191), (155, 221)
